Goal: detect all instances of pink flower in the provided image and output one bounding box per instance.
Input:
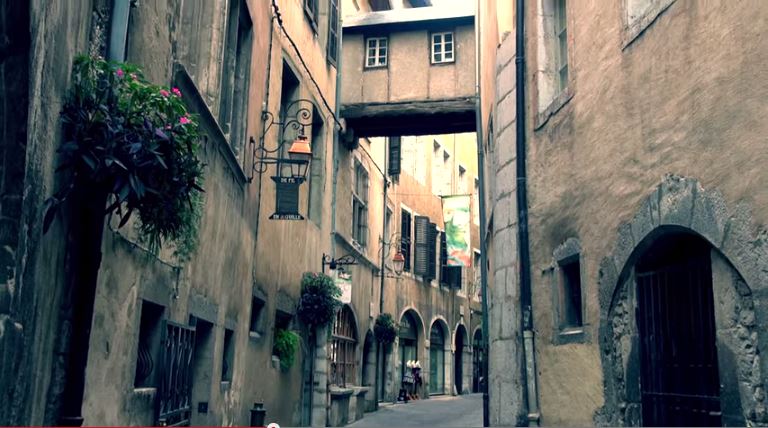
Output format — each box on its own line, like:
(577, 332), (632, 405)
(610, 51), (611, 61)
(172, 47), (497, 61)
(116, 68), (124, 78)
(165, 124), (172, 129)
(160, 89), (170, 97)
(179, 116), (191, 125)
(130, 73), (138, 81)
(172, 87), (182, 97)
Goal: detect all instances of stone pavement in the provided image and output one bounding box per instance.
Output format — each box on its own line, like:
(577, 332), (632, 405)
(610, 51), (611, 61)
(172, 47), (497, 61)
(349, 394), (483, 427)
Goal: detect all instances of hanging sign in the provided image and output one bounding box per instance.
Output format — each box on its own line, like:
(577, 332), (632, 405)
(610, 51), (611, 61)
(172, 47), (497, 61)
(335, 271), (352, 304)
(443, 195), (472, 266)
(269, 176), (305, 220)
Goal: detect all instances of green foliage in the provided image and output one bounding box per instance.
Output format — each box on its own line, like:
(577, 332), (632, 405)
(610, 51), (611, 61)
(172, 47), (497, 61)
(374, 313), (398, 344)
(297, 272), (342, 327)
(44, 55), (205, 259)
(272, 329), (300, 370)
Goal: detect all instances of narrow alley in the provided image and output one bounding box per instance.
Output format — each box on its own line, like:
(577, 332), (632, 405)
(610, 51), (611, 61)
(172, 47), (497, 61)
(349, 395), (483, 427)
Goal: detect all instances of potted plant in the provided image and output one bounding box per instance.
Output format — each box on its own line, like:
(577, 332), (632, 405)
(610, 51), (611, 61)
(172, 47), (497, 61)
(297, 272), (342, 327)
(272, 328), (300, 370)
(374, 313), (398, 344)
(44, 55), (205, 259)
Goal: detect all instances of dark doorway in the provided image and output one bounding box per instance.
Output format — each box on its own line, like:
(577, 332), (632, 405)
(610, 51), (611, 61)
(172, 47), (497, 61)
(472, 329), (483, 393)
(455, 325), (466, 394)
(636, 233), (721, 427)
(188, 317), (213, 427)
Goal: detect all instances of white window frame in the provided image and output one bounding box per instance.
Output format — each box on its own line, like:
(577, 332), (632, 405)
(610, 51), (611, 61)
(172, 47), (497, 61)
(365, 37), (388, 68)
(431, 31), (455, 64)
(553, 0), (568, 94)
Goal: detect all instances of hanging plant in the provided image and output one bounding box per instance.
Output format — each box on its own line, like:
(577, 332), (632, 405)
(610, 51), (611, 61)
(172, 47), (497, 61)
(297, 272), (342, 327)
(43, 55), (205, 259)
(374, 313), (398, 344)
(272, 329), (300, 370)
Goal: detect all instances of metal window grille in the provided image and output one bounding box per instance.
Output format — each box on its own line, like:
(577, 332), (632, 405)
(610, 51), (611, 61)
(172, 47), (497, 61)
(329, 307), (357, 387)
(156, 321), (195, 427)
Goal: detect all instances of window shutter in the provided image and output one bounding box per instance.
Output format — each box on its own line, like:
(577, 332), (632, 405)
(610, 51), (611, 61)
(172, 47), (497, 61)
(414, 216), (430, 276)
(401, 211), (411, 271)
(427, 223), (437, 280)
(327, 0), (339, 63)
(440, 231), (448, 283)
(388, 136), (401, 177)
(361, 204), (368, 246)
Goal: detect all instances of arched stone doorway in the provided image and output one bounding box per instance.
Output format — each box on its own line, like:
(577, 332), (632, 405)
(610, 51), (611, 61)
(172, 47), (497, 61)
(472, 329), (483, 393)
(635, 232), (720, 425)
(597, 175), (768, 427)
(454, 324), (468, 395)
(429, 320), (448, 395)
(397, 309), (424, 400)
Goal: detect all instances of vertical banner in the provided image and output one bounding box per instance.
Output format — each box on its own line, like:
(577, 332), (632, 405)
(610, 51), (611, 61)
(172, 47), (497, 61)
(443, 195), (472, 266)
(335, 270), (352, 304)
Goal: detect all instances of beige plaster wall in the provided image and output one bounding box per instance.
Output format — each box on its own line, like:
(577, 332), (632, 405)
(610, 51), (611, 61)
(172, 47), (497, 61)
(341, 25), (476, 106)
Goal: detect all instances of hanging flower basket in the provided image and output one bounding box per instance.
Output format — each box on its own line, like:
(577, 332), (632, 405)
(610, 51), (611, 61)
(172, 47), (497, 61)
(43, 55), (204, 260)
(297, 272), (342, 327)
(374, 313), (398, 344)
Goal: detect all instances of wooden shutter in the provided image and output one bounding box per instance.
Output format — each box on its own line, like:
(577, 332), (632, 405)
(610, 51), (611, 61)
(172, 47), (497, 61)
(388, 136), (401, 177)
(414, 216), (430, 276)
(427, 223), (437, 280)
(327, 0), (339, 64)
(401, 210), (411, 271)
(440, 231), (448, 283)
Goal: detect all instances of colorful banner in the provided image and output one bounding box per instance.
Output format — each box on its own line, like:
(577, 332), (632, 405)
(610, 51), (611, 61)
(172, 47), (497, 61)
(335, 271), (352, 304)
(443, 195), (472, 266)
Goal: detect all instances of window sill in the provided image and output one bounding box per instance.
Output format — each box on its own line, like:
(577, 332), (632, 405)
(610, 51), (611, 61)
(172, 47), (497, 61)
(622, 0), (677, 50)
(249, 330), (263, 341)
(430, 60), (456, 66)
(553, 327), (589, 345)
(534, 86), (574, 130)
(220, 381), (231, 392)
(364, 65), (388, 71)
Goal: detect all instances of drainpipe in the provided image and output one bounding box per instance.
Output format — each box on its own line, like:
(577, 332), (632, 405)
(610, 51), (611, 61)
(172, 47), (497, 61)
(515, 0), (541, 425)
(376, 138), (388, 408)
(473, 2), (491, 426)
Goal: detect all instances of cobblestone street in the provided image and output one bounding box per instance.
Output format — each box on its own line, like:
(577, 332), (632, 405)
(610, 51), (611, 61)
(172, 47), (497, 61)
(349, 394), (483, 427)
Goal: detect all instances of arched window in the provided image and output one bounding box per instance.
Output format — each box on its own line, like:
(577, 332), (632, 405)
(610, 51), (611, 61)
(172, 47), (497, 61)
(329, 306), (357, 386)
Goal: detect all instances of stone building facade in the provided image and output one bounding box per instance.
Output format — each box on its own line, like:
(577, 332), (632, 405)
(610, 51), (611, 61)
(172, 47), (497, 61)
(484, 0), (768, 426)
(0, 0), (342, 426)
(330, 133), (483, 419)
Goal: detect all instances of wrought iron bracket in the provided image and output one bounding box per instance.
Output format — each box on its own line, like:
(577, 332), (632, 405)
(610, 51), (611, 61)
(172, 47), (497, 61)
(249, 98), (318, 181)
(322, 253), (358, 273)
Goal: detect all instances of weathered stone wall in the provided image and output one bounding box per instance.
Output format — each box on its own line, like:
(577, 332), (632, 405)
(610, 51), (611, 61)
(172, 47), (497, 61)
(488, 0), (768, 425)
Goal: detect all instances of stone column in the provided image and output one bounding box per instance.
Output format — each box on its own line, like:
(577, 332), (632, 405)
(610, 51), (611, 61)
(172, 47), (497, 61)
(312, 327), (328, 427)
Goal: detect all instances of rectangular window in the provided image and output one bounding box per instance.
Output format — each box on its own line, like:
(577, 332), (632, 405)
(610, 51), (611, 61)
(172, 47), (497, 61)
(431, 32), (455, 64)
(559, 257), (583, 329)
(554, 0), (569, 93)
(329, 307), (357, 387)
(222, 328), (234, 382)
(365, 37), (388, 68)
(304, 0), (319, 28)
(219, 0), (253, 158)
(385, 207), (393, 241)
(473, 178), (480, 225)
(352, 161), (369, 247)
(249, 296), (265, 338)
(134, 301), (164, 388)
(401, 209), (412, 272)
(327, 0), (339, 64)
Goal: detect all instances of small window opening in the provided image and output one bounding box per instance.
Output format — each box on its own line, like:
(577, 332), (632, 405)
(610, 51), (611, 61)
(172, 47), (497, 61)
(134, 301), (165, 388)
(221, 328), (235, 382)
(559, 257), (583, 329)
